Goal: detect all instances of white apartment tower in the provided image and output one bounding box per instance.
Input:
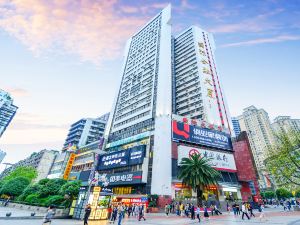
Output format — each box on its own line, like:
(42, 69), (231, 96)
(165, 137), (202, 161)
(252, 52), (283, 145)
(239, 106), (275, 187)
(104, 5), (172, 195)
(173, 27), (233, 134)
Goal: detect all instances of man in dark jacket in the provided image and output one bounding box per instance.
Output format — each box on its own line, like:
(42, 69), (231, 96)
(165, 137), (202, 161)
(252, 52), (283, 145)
(84, 204), (92, 225)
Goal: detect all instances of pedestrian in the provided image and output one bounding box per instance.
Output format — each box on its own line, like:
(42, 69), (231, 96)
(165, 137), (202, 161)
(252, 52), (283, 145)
(241, 202), (250, 220)
(117, 203), (124, 225)
(165, 204), (170, 217)
(180, 203), (184, 216)
(176, 203), (180, 216)
(138, 205), (146, 221)
(128, 205), (132, 217)
(196, 205), (201, 222)
(259, 204), (267, 222)
(134, 204), (139, 218)
(232, 203), (237, 215)
(236, 203), (241, 215)
(83, 204), (91, 225)
(110, 206), (118, 223)
(191, 204), (195, 220)
(249, 203), (255, 217)
(42, 205), (55, 225)
(203, 205), (209, 220)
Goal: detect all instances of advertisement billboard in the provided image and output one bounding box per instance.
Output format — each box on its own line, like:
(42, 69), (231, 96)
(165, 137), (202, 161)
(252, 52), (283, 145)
(98, 171), (143, 186)
(98, 145), (146, 170)
(177, 145), (237, 172)
(172, 120), (232, 150)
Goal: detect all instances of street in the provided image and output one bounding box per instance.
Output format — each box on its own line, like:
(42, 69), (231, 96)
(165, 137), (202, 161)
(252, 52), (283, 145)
(1, 208), (300, 225)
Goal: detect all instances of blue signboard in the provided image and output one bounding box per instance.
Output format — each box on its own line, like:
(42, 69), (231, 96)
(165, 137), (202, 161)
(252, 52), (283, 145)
(172, 120), (232, 150)
(98, 150), (129, 170)
(97, 145), (146, 170)
(129, 145), (145, 165)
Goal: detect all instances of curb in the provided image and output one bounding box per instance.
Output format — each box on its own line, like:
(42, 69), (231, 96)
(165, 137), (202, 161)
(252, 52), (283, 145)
(0, 216), (71, 220)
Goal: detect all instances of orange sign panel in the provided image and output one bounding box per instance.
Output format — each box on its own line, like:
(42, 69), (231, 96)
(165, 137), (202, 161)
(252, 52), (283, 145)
(63, 153), (76, 180)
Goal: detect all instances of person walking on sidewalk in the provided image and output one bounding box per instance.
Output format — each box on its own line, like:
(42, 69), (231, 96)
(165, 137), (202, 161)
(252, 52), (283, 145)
(42, 205), (55, 225)
(138, 205), (146, 221)
(214, 204), (222, 215)
(191, 204), (195, 220)
(165, 204), (170, 217)
(241, 202), (250, 220)
(196, 205), (201, 222)
(203, 205), (209, 221)
(117, 203), (124, 225)
(248, 203), (255, 217)
(83, 204), (92, 225)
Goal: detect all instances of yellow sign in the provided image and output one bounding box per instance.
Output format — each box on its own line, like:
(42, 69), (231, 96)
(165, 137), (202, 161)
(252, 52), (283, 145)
(63, 153), (76, 180)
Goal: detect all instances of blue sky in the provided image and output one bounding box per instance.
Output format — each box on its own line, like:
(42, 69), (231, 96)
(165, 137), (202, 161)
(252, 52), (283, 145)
(0, 0), (300, 166)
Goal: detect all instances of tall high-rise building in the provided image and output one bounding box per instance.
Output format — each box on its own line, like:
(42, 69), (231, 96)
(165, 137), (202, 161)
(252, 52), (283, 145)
(272, 116), (300, 134)
(173, 26), (233, 134)
(232, 117), (241, 136)
(0, 89), (18, 138)
(63, 113), (109, 150)
(238, 105), (275, 188)
(94, 6), (239, 208)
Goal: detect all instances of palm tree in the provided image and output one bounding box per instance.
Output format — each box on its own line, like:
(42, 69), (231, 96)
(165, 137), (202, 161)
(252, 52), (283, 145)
(178, 154), (221, 206)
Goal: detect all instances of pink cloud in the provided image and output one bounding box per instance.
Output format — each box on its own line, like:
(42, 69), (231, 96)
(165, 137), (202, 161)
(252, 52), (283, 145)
(221, 35), (300, 47)
(0, 0), (149, 64)
(4, 87), (29, 97)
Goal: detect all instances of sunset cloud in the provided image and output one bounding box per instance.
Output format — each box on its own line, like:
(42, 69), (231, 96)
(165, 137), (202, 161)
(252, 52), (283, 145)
(0, 0), (150, 64)
(221, 35), (300, 47)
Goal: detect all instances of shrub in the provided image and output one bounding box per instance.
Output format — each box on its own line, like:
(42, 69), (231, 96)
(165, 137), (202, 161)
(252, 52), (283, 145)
(24, 194), (40, 205)
(276, 188), (292, 199)
(0, 177), (30, 197)
(59, 180), (81, 199)
(37, 179), (67, 198)
(45, 195), (65, 207)
(17, 184), (41, 201)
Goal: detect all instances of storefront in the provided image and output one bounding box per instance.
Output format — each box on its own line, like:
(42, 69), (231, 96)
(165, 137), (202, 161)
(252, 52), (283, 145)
(88, 186), (113, 220)
(111, 195), (148, 208)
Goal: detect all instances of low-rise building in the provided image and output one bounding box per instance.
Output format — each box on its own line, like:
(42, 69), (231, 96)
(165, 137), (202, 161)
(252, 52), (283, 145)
(0, 149), (59, 181)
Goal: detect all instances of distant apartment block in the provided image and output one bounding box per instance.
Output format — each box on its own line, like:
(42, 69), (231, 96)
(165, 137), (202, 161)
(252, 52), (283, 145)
(272, 116), (300, 134)
(63, 113), (109, 150)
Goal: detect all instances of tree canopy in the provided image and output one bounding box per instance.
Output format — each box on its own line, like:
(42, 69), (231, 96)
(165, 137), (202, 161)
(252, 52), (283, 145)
(178, 154), (220, 205)
(3, 166), (37, 183)
(265, 131), (300, 189)
(1, 177), (30, 197)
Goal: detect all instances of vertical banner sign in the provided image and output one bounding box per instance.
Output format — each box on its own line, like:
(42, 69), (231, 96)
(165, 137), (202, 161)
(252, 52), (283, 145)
(63, 153), (76, 180)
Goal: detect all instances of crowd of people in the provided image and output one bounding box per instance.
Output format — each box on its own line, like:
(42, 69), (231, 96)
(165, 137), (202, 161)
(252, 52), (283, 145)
(107, 203), (146, 224)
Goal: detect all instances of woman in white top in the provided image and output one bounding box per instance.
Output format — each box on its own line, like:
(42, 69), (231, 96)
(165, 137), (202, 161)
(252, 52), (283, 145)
(196, 206), (201, 222)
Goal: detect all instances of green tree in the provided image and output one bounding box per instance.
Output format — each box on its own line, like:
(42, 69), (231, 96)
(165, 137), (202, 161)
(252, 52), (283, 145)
(261, 191), (275, 199)
(38, 178), (67, 198)
(178, 154), (221, 205)
(3, 166), (37, 183)
(265, 131), (300, 188)
(59, 180), (81, 199)
(276, 188), (292, 199)
(0, 177), (30, 197)
(17, 184), (41, 201)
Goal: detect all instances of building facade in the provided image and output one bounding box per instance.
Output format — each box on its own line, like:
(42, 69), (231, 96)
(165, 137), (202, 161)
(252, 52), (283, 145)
(232, 117), (241, 137)
(63, 113), (109, 150)
(92, 5), (239, 210)
(272, 116), (300, 134)
(233, 131), (261, 202)
(0, 149), (58, 181)
(238, 106), (275, 188)
(0, 89), (18, 138)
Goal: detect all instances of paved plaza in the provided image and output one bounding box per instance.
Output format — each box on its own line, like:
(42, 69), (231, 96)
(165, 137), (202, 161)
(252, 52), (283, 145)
(1, 207), (300, 225)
